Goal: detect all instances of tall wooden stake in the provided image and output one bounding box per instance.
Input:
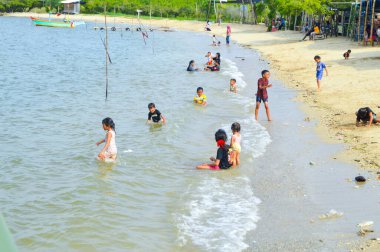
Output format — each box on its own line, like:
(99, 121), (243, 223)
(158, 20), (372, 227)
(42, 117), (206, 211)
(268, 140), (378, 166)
(363, 0), (369, 46)
(369, 0), (376, 46)
(104, 4), (109, 100)
(357, 0), (363, 44)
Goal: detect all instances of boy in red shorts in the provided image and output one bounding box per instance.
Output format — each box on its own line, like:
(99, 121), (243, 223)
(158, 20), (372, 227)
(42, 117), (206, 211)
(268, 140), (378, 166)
(255, 70), (272, 121)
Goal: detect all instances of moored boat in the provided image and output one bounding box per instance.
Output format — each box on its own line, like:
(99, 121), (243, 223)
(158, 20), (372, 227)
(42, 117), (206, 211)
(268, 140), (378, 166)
(30, 16), (84, 28)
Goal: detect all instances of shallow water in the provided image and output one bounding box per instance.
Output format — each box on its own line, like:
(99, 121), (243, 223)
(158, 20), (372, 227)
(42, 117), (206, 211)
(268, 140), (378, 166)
(0, 17), (272, 251)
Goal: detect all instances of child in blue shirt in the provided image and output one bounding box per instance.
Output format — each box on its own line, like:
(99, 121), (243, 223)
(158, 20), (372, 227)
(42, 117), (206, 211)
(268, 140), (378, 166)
(314, 55), (328, 91)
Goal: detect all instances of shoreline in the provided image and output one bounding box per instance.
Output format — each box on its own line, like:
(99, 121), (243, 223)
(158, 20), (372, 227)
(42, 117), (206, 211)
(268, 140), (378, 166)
(5, 13), (380, 251)
(7, 12), (380, 172)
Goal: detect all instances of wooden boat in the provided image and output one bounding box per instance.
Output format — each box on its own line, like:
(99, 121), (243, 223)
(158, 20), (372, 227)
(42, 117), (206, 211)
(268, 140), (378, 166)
(30, 16), (85, 28)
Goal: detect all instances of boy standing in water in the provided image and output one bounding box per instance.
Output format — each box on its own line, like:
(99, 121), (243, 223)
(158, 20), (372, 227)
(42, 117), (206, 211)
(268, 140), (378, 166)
(147, 103), (166, 124)
(255, 70), (272, 121)
(314, 55), (328, 91)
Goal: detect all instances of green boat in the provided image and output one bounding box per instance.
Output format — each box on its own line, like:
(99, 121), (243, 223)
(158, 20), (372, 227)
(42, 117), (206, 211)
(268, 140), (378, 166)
(30, 17), (85, 28)
(0, 213), (18, 252)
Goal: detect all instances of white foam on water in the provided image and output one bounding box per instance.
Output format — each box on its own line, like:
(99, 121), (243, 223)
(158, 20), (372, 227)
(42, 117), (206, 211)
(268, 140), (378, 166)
(176, 176), (261, 252)
(175, 57), (271, 251)
(123, 149), (133, 153)
(221, 117), (271, 160)
(222, 58), (248, 88)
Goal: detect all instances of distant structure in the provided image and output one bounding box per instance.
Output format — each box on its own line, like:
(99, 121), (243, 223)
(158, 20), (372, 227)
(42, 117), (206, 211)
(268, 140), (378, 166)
(61, 0), (81, 14)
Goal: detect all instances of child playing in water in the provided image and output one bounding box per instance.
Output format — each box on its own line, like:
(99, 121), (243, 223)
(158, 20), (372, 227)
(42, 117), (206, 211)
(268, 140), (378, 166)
(255, 70), (272, 121)
(205, 52), (213, 66)
(196, 129), (233, 170)
(147, 103), (166, 124)
(230, 78), (237, 93)
(314, 55), (328, 90)
(96, 117), (117, 161)
(194, 87), (207, 106)
(229, 122), (241, 166)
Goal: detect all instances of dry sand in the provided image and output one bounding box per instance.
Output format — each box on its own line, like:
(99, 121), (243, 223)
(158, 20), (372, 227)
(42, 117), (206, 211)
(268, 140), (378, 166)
(7, 12), (380, 250)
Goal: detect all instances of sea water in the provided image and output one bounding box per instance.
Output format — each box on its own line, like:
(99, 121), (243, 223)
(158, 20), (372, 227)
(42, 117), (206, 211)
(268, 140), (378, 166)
(0, 17), (271, 251)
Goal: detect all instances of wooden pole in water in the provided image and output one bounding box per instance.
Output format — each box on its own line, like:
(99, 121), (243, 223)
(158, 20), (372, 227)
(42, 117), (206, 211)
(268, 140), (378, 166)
(357, 0), (363, 44)
(369, 0), (376, 46)
(363, 0), (369, 46)
(104, 4), (109, 100)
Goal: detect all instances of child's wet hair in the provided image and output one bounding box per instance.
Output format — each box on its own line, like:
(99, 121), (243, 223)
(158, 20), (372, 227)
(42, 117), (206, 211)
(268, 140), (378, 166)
(197, 87), (203, 92)
(230, 78), (236, 83)
(148, 103), (156, 109)
(348, 50), (351, 53)
(261, 70), (269, 76)
(102, 117), (116, 132)
(314, 55), (321, 60)
(231, 122), (241, 132)
(215, 129), (227, 142)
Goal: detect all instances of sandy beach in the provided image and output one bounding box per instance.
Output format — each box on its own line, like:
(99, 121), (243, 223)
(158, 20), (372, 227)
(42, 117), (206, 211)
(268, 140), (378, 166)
(6, 13), (380, 251)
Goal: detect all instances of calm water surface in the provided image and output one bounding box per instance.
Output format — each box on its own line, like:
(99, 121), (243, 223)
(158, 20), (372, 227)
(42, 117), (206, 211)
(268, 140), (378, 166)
(0, 16), (271, 251)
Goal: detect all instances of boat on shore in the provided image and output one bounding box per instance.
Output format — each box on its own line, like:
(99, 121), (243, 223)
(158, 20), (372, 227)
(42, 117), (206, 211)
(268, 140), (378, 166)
(30, 16), (85, 28)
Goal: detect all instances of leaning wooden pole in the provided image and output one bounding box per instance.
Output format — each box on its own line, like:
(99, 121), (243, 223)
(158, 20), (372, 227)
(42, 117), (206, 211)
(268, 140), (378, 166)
(104, 4), (109, 100)
(369, 0), (376, 46)
(363, 0), (369, 46)
(357, 0), (363, 45)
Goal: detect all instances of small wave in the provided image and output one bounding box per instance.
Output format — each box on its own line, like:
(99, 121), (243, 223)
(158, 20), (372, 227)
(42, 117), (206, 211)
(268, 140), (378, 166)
(222, 59), (248, 89)
(176, 176), (261, 251)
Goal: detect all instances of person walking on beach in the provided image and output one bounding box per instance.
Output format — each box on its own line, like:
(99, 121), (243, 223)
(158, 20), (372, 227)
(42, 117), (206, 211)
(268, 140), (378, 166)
(96, 117), (117, 161)
(356, 107), (380, 127)
(226, 25), (231, 45)
(314, 55), (328, 91)
(255, 70), (272, 121)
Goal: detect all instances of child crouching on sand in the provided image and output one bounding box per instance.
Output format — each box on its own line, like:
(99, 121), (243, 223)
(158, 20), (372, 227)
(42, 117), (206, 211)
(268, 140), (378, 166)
(196, 129), (233, 170)
(229, 122), (241, 166)
(96, 117), (117, 161)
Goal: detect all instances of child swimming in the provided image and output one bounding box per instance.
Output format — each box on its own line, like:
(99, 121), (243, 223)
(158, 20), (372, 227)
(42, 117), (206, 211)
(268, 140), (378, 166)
(229, 78), (237, 93)
(229, 122), (241, 166)
(147, 103), (166, 124)
(96, 117), (117, 161)
(196, 129), (233, 170)
(194, 87), (207, 106)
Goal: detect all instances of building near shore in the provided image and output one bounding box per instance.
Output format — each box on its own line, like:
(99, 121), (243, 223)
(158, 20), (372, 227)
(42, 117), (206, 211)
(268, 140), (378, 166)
(61, 0), (80, 14)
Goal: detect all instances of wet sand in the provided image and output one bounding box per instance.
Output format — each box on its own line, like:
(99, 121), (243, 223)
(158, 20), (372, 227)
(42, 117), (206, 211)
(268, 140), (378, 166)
(7, 13), (380, 251)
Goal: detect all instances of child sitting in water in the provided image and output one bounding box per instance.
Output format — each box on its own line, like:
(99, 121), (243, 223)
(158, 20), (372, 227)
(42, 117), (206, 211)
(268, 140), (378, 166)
(230, 78), (237, 93)
(147, 103), (166, 124)
(229, 122), (241, 166)
(194, 87), (207, 106)
(343, 50), (351, 60)
(196, 129), (233, 170)
(205, 52), (213, 66)
(96, 117), (117, 161)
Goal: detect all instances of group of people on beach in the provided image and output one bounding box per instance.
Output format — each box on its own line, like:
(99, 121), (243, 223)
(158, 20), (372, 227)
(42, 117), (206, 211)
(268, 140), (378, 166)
(95, 22), (378, 167)
(187, 51), (221, 72)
